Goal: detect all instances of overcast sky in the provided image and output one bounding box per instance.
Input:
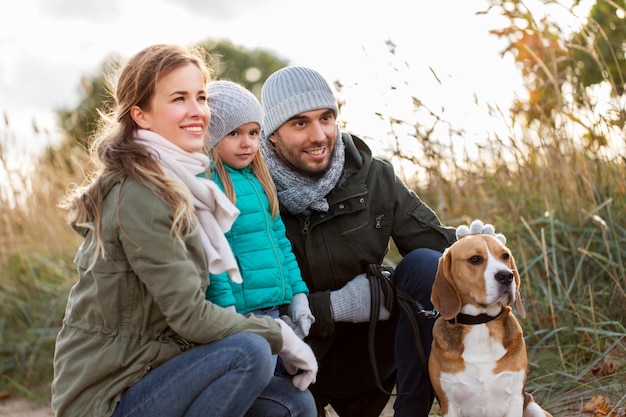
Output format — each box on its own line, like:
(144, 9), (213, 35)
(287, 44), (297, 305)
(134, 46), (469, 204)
(0, 0), (590, 158)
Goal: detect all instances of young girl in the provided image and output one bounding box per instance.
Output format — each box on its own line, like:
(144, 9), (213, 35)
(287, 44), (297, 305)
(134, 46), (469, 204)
(51, 44), (316, 417)
(204, 80), (314, 339)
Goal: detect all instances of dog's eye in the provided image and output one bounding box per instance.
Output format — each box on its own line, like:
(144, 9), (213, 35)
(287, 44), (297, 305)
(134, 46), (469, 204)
(468, 255), (483, 265)
(502, 253), (510, 261)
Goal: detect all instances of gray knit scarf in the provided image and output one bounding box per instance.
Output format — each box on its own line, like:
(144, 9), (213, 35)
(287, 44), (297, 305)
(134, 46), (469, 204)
(261, 127), (345, 214)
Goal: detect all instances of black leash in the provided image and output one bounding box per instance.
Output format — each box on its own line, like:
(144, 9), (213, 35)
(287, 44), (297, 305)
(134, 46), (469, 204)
(366, 264), (440, 397)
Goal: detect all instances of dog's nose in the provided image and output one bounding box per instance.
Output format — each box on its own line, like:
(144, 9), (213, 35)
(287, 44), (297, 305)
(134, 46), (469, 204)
(495, 270), (513, 285)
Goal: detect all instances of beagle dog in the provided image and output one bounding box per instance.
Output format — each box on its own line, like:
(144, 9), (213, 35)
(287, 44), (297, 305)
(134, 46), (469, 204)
(429, 225), (552, 417)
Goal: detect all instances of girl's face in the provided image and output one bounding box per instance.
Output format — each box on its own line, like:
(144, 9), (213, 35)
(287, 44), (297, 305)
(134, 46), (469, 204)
(214, 122), (260, 169)
(133, 63), (210, 153)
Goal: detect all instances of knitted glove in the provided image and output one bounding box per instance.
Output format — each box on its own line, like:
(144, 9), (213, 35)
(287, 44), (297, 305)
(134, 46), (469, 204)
(329, 274), (391, 323)
(288, 293), (315, 338)
(279, 315), (300, 335)
(275, 318), (318, 391)
(456, 219), (506, 244)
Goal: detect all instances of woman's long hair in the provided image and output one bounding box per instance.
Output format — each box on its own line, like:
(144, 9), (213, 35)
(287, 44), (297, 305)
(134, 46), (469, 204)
(59, 44), (213, 265)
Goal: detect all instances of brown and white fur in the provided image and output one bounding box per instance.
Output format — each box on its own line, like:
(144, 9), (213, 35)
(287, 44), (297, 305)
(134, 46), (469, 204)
(429, 224), (552, 417)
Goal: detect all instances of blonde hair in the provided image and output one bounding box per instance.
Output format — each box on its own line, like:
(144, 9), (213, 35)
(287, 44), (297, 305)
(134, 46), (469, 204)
(209, 146), (279, 218)
(60, 44), (214, 266)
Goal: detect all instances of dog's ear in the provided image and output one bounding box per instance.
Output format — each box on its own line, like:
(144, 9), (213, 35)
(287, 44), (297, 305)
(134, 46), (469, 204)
(510, 253), (526, 319)
(431, 248), (462, 320)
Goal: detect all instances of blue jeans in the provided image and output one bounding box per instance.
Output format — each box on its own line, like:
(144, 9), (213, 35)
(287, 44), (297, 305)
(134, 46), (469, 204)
(250, 306), (280, 370)
(393, 248), (442, 417)
(112, 332), (316, 417)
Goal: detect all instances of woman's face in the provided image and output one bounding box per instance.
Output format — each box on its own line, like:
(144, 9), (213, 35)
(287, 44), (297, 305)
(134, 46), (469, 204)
(133, 63), (210, 153)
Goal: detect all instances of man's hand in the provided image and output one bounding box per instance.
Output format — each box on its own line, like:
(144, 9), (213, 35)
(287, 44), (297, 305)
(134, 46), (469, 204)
(329, 274), (390, 323)
(456, 219), (506, 243)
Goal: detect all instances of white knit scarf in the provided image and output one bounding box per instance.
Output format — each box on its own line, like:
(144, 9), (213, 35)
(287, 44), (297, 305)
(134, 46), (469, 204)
(134, 129), (242, 283)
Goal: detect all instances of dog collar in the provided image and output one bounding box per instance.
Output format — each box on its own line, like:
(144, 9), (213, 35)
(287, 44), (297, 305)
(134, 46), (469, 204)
(448, 308), (504, 325)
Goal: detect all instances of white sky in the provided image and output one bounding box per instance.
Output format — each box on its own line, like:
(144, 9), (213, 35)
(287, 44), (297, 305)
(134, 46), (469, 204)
(0, 0), (591, 160)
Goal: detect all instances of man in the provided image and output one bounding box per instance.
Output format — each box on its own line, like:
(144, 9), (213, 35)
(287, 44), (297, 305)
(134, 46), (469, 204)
(259, 65), (455, 417)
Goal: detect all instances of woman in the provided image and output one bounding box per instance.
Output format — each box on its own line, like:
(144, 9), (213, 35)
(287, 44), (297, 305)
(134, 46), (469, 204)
(51, 44), (317, 417)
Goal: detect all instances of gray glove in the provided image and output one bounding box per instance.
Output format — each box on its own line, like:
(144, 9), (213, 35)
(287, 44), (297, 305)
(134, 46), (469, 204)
(278, 315), (301, 337)
(288, 293), (315, 338)
(456, 219), (506, 243)
(329, 274), (391, 323)
(275, 318), (318, 391)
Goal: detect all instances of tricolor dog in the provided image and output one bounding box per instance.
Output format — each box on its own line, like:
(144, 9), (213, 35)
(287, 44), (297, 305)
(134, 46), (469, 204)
(429, 223), (552, 417)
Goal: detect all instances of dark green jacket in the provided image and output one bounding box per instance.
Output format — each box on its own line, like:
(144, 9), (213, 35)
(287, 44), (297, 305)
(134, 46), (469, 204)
(278, 133), (456, 397)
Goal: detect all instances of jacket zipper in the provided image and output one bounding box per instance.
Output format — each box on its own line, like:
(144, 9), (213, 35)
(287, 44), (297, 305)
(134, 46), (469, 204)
(302, 215), (311, 234)
(375, 214), (385, 229)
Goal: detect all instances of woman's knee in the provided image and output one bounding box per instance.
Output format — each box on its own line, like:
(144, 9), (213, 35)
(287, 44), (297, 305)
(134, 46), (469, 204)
(189, 332), (273, 381)
(247, 376), (317, 417)
(228, 332), (273, 371)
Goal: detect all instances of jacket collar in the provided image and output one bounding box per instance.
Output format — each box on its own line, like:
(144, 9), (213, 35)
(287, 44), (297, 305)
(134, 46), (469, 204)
(325, 132), (371, 204)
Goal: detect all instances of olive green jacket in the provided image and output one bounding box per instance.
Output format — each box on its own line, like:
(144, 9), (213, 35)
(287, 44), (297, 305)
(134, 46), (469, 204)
(51, 175), (282, 417)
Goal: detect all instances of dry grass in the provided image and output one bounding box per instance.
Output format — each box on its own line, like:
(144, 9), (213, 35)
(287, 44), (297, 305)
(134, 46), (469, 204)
(3, 104), (626, 416)
(0, 399), (54, 417)
(3, 119), (626, 417)
(2, 16), (626, 412)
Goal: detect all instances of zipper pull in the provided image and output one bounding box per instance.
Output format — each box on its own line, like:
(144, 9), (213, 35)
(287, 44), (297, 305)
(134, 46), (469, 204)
(375, 214), (384, 229)
(302, 216), (311, 234)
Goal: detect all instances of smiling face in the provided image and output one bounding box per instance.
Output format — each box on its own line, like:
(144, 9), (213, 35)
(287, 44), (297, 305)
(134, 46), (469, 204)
(131, 62), (210, 153)
(268, 108), (337, 176)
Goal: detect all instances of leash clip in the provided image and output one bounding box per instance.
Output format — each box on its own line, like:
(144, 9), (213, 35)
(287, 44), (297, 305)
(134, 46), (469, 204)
(419, 308), (441, 319)
(414, 301), (440, 319)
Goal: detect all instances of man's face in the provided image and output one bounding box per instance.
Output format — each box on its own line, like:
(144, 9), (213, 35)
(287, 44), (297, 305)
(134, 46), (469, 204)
(268, 108), (337, 176)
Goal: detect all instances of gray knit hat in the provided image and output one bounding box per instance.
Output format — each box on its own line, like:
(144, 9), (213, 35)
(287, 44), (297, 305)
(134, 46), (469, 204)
(261, 66), (338, 136)
(206, 80), (263, 149)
